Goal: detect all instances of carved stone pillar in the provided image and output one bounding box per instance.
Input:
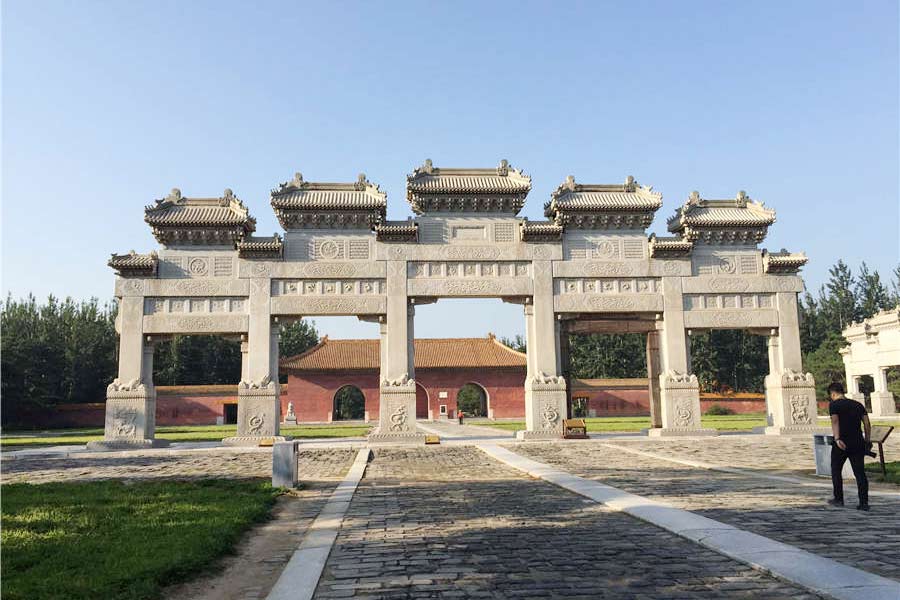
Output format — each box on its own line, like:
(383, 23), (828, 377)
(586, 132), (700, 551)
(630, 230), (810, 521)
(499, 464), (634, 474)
(518, 259), (567, 440)
(89, 295), (169, 450)
(870, 367), (898, 417)
(650, 277), (715, 437)
(369, 260), (424, 443)
(763, 292), (820, 434)
(224, 278), (285, 446)
(646, 330), (662, 429)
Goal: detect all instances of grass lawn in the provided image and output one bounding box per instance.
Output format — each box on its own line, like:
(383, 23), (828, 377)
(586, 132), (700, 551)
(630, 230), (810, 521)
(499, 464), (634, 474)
(865, 460), (900, 485)
(1, 423), (371, 449)
(1, 479), (280, 600)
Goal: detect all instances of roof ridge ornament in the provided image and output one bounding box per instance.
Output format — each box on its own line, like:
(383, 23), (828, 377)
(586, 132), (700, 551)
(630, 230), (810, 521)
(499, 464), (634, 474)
(354, 173), (368, 191)
(564, 175), (577, 191)
(736, 190), (748, 207)
(422, 158), (435, 175)
(624, 175), (636, 192)
(497, 159), (509, 177)
(166, 188), (182, 203)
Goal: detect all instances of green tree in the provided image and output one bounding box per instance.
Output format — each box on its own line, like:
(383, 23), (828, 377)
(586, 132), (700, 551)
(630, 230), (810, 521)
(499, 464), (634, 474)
(855, 262), (892, 319)
(279, 319), (320, 358)
(499, 334), (526, 353)
(804, 333), (848, 399)
(569, 333), (646, 379)
(821, 260), (857, 331)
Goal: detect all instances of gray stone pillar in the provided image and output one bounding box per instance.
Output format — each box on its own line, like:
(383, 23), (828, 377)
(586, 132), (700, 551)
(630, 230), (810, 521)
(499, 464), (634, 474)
(763, 292), (819, 435)
(870, 367), (897, 417)
(89, 295), (168, 450)
(646, 330), (662, 429)
(224, 278), (285, 446)
(518, 259), (567, 440)
(369, 260), (423, 443)
(650, 277), (715, 437)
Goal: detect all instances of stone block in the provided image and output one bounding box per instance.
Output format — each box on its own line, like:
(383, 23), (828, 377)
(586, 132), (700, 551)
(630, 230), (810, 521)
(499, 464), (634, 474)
(272, 441), (299, 488)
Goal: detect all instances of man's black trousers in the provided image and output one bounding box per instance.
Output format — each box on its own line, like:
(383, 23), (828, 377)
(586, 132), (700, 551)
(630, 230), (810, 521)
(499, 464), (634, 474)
(831, 445), (869, 505)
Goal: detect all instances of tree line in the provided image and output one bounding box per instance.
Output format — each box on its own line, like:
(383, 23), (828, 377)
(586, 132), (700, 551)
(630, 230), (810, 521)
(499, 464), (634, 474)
(3, 260), (898, 424)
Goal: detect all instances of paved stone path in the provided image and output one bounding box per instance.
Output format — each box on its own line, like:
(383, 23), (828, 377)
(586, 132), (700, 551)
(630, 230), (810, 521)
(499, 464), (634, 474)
(512, 441), (900, 582)
(1, 447), (357, 484)
(607, 434), (900, 475)
(314, 446), (819, 599)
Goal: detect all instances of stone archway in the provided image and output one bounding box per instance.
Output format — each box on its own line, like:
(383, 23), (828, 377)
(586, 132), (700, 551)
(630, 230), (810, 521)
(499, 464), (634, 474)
(457, 382), (489, 418)
(333, 385), (365, 421)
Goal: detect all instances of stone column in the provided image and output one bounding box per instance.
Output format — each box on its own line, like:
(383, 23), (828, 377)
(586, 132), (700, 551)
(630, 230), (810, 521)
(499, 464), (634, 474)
(518, 259), (567, 440)
(89, 293), (168, 450)
(649, 277), (715, 436)
(646, 330), (662, 429)
(224, 278), (285, 446)
(369, 260), (424, 443)
(870, 367), (898, 417)
(763, 292), (819, 434)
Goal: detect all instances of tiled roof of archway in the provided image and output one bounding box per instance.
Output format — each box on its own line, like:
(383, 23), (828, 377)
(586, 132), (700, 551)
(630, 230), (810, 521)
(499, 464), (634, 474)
(281, 335), (527, 371)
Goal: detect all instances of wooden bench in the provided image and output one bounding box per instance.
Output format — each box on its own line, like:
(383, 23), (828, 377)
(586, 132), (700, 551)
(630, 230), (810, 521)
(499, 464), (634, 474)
(563, 418), (588, 439)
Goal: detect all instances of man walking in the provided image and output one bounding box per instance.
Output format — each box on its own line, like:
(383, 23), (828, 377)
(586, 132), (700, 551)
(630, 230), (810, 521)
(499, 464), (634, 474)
(827, 382), (871, 511)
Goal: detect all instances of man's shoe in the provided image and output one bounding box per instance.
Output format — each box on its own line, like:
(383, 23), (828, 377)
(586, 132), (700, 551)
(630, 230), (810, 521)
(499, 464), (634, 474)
(827, 499), (844, 507)
(856, 504), (870, 511)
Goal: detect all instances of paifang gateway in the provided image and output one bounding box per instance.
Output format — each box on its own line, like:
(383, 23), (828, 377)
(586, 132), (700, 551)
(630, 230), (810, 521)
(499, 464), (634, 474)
(91, 159), (815, 449)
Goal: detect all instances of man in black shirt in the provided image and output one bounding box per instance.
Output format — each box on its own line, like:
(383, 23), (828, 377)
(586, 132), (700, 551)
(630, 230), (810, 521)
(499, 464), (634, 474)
(827, 382), (871, 510)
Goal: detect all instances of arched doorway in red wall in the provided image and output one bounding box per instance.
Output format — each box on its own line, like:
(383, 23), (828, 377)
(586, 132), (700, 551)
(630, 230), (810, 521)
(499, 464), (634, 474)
(415, 382), (429, 419)
(457, 382), (489, 418)
(333, 385), (365, 421)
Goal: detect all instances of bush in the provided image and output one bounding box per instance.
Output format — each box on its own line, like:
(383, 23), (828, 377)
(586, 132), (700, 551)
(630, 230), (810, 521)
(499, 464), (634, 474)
(705, 404), (735, 416)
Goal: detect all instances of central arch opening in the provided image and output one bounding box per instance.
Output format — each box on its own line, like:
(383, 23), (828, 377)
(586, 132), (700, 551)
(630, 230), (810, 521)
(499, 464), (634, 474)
(456, 382), (488, 417)
(333, 385), (365, 421)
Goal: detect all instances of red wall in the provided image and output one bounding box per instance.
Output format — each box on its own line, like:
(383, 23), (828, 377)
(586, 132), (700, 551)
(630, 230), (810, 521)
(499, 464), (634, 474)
(283, 367), (528, 422)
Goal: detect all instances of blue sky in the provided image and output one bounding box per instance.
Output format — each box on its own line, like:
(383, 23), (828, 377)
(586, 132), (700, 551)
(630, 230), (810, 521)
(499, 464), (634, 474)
(3, 1), (898, 341)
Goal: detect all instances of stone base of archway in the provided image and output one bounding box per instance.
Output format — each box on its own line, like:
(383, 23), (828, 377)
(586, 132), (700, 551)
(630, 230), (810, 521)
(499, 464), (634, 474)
(367, 430), (428, 445)
(86, 438), (171, 451)
(647, 427), (718, 437)
(760, 425), (829, 436)
(515, 430), (563, 441)
(222, 435), (291, 447)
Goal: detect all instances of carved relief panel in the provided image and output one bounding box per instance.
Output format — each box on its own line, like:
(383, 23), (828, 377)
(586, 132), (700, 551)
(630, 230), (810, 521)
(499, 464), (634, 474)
(564, 234), (647, 261)
(272, 279), (385, 296)
(144, 297), (247, 315)
(408, 261), (531, 279)
(692, 251), (760, 277)
(158, 254), (235, 279)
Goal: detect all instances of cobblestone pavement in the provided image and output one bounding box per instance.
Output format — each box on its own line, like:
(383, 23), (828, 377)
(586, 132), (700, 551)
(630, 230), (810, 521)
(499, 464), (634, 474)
(1, 448), (357, 484)
(605, 433), (900, 474)
(164, 484), (335, 600)
(314, 446), (820, 599)
(512, 441), (900, 581)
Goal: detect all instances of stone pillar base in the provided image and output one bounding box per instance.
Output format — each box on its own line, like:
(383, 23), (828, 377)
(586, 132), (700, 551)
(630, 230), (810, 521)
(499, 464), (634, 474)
(86, 438), (170, 451)
(764, 370), (818, 431)
(870, 391), (898, 418)
(235, 382), (281, 438)
(515, 429), (562, 441)
(222, 435), (290, 447)
(521, 376), (567, 439)
(647, 427), (718, 437)
(367, 430), (428, 444)
(373, 382), (421, 443)
(762, 425), (830, 436)
(100, 382), (160, 446)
